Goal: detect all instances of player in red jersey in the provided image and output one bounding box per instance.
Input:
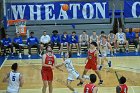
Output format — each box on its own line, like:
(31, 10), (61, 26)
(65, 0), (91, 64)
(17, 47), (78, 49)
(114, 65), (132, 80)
(79, 42), (103, 85)
(41, 46), (57, 93)
(84, 74), (98, 93)
(116, 76), (128, 93)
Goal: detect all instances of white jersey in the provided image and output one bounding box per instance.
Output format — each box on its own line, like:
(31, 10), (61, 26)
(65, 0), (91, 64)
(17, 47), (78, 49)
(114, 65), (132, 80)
(64, 58), (75, 72)
(116, 32), (125, 41)
(64, 58), (80, 81)
(7, 71), (20, 93)
(99, 41), (109, 56)
(90, 35), (98, 42)
(40, 35), (50, 44)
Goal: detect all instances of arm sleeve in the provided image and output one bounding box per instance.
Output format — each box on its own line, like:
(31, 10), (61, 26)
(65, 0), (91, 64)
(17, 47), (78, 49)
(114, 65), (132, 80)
(58, 35), (61, 42)
(36, 37), (39, 44)
(48, 35), (51, 42)
(26, 38), (29, 45)
(69, 36), (72, 43)
(61, 35), (63, 43)
(116, 86), (121, 93)
(9, 38), (12, 43)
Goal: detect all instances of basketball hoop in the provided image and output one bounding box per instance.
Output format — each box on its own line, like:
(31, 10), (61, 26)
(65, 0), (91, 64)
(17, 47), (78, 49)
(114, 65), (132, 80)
(8, 19), (27, 36)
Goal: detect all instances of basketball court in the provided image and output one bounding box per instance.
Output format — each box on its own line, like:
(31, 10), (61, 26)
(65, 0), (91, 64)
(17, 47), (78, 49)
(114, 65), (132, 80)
(0, 56), (140, 93)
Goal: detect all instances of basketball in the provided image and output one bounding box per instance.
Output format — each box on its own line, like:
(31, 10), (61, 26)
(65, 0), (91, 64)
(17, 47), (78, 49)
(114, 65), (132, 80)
(62, 4), (69, 11)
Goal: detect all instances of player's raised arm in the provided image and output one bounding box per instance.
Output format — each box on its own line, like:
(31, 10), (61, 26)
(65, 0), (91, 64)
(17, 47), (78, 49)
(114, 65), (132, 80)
(19, 74), (24, 87)
(2, 73), (10, 82)
(54, 55), (64, 72)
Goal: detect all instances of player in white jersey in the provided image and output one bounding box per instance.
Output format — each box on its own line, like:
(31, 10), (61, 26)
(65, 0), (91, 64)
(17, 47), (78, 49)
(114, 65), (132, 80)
(116, 28), (129, 52)
(108, 30), (117, 53)
(90, 31), (98, 43)
(98, 35), (113, 70)
(56, 52), (84, 93)
(3, 63), (24, 93)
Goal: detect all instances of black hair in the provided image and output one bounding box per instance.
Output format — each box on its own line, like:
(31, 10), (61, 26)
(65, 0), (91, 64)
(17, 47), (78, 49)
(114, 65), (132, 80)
(63, 31), (67, 34)
(119, 76), (126, 84)
(72, 31), (76, 34)
(101, 31), (105, 34)
(11, 63), (18, 71)
(43, 31), (46, 32)
(30, 32), (34, 34)
(52, 30), (58, 33)
(90, 74), (97, 83)
(110, 30), (113, 33)
(90, 41), (97, 47)
(83, 30), (86, 33)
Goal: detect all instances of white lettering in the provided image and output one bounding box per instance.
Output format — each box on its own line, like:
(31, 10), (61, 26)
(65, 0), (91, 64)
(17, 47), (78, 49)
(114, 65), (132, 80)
(82, 3), (94, 19)
(58, 4), (68, 20)
(44, 4), (55, 20)
(132, 2), (140, 18)
(29, 5), (41, 20)
(95, 2), (106, 19)
(11, 5), (26, 20)
(70, 4), (80, 19)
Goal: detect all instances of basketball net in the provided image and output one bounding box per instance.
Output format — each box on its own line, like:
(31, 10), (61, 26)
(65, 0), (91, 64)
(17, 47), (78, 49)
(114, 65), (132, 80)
(8, 19), (27, 36)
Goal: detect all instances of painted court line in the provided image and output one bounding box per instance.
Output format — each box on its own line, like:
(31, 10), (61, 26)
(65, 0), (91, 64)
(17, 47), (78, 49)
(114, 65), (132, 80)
(0, 56), (8, 70)
(131, 86), (136, 93)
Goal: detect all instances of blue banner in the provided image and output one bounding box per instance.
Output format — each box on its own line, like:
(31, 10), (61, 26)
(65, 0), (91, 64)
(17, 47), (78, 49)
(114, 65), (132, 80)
(6, 2), (109, 20)
(124, 1), (140, 18)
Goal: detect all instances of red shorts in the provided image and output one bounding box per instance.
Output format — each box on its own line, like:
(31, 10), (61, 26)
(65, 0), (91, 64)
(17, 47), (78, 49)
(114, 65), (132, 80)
(41, 69), (53, 81)
(85, 62), (97, 70)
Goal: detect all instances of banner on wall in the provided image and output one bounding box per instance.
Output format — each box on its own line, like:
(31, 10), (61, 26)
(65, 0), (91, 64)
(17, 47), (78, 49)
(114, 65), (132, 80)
(6, 2), (109, 20)
(124, 1), (140, 18)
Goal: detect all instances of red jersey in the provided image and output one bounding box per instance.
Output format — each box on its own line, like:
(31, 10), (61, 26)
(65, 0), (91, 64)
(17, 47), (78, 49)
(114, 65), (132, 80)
(119, 84), (128, 93)
(84, 83), (95, 93)
(42, 54), (55, 71)
(87, 49), (97, 64)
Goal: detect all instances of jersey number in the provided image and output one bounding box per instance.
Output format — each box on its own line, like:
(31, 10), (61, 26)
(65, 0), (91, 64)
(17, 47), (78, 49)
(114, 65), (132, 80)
(86, 88), (89, 93)
(48, 61), (52, 65)
(12, 76), (16, 81)
(124, 88), (127, 93)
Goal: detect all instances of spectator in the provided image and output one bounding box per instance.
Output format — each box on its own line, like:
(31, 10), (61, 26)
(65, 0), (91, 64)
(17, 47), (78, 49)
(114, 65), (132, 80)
(51, 30), (61, 50)
(90, 31), (98, 43)
(40, 31), (51, 54)
(108, 30), (117, 53)
(1, 34), (13, 56)
(13, 32), (23, 58)
(79, 31), (89, 53)
(116, 28), (129, 52)
(69, 31), (80, 56)
(60, 31), (69, 56)
(126, 28), (138, 52)
(98, 31), (107, 41)
(27, 32), (41, 58)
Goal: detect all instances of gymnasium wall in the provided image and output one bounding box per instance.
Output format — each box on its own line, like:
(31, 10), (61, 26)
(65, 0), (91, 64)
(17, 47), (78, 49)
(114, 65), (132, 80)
(4, 0), (123, 39)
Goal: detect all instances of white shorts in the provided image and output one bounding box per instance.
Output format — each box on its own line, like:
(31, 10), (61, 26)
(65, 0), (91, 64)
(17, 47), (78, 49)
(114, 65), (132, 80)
(7, 87), (19, 93)
(67, 70), (80, 81)
(118, 40), (125, 44)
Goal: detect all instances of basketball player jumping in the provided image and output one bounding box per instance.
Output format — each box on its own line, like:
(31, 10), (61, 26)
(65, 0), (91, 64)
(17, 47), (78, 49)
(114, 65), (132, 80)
(41, 46), (62, 93)
(81, 42), (103, 85)
(3, 63), (24, 93)
(98, 35), (113, 70)
(84, 74), (98, 93)
(56, 52), (84, 93)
